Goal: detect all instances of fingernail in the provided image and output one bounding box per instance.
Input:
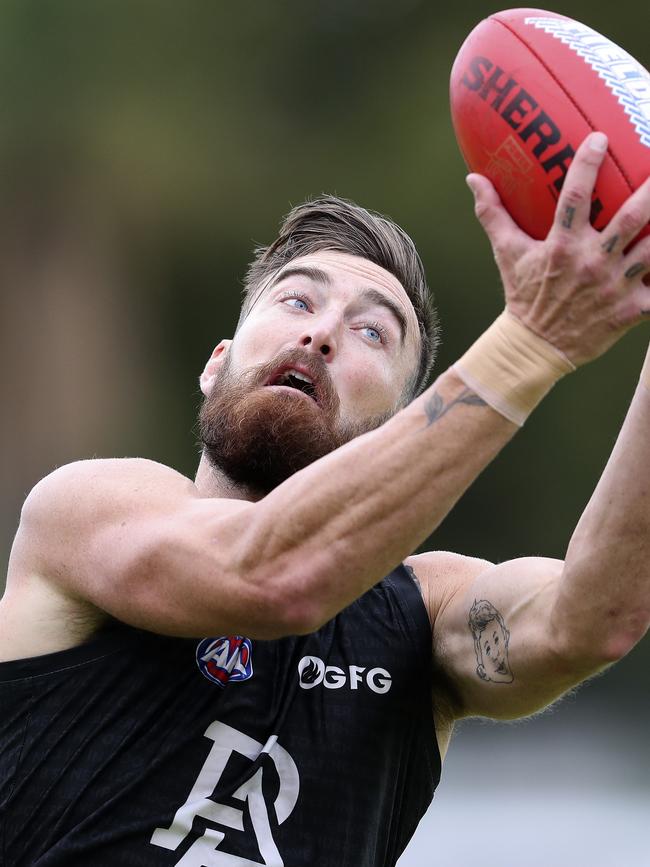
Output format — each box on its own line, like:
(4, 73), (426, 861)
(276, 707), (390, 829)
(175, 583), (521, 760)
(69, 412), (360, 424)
(589, 132), (608, 152)
(465, 175), (477, 194)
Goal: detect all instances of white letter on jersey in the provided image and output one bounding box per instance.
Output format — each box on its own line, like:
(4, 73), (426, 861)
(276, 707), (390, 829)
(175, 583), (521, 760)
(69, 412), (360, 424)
(367, 667), (392, 694)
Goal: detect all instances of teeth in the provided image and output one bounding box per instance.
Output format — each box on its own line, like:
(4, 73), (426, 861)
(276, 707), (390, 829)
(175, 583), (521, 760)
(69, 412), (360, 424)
(279, 369), (312, 384)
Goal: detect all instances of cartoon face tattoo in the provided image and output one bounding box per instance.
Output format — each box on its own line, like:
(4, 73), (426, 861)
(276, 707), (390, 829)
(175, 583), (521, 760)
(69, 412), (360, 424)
(468, 599), (514, 684)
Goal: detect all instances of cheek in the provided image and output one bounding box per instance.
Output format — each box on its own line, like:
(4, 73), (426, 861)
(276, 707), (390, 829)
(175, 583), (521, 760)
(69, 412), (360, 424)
(340, 357), (401, 414)
(231, 315), (288, 366)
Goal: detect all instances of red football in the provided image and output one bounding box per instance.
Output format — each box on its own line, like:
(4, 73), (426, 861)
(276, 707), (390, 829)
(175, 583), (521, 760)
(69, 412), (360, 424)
(450, 8), (650, 242)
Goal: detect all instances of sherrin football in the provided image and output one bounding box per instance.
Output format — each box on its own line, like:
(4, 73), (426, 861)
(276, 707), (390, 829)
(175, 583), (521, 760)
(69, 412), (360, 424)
(450, 8), (650, 242)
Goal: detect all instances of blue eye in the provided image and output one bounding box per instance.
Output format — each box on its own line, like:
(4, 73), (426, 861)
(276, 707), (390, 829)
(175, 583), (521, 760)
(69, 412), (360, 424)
(280, 292), (310, 311)
(361, 324), (385, 343)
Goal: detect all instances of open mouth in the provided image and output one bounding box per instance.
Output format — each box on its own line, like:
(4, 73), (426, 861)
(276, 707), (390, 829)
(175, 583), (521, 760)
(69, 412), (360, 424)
(266, 367), (319, 403)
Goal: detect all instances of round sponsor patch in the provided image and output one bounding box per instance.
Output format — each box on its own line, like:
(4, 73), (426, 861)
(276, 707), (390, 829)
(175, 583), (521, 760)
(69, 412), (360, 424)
(196, 636), (253, 686)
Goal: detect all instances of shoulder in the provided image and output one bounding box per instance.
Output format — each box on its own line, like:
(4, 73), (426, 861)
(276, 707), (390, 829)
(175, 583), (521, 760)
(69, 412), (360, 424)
(11, 456), (197, 598)
(18, 458), (199, 553)
(406, 550), (493, 582)
(22, 457), (196, 518)
(405, 550), (494, 626)
(3, 458), (198, 658)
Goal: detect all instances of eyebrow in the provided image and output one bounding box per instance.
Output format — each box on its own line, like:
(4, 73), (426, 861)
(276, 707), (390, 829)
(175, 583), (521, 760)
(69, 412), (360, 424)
(269, 265), (332, 290)
(270, 265), (408, 343)
(358, 288), (407, 344)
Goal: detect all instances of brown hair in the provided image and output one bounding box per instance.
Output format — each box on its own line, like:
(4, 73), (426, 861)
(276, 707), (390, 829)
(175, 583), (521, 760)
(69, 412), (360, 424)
(238, 195), (439, 398)
(468, 599), (510, 642)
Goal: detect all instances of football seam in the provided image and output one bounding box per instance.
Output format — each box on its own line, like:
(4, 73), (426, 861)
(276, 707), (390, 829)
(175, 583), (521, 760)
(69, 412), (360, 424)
(491, 15), (634, 195)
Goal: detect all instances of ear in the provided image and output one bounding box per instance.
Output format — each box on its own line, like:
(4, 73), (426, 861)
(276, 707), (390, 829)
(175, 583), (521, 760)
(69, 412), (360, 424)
(199, 339), (232, 396)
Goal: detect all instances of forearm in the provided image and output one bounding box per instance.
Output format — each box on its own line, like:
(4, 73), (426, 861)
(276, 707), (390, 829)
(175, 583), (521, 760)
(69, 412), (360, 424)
(557, 354), (650, 660)
(237, 365), (516, 629)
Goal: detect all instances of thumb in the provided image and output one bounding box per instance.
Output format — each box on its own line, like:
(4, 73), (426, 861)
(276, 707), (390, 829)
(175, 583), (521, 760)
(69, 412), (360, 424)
(466, 173), (529, 256)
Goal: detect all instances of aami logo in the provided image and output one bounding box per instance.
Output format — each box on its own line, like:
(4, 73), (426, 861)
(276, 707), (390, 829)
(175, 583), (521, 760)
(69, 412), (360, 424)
(196, 636), (253, 686)
(297, 655), (392, 694)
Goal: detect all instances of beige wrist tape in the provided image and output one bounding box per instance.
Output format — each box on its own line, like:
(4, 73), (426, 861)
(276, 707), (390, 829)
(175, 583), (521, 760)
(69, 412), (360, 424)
(453, 311), (575, 426)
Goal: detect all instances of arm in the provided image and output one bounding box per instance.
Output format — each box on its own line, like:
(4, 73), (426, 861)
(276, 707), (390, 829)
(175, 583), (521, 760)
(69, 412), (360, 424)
(557, 366), (650, 662)
(414, 353), (650, 722)
(12, 374), (513, 640)
(416, 143), (650, 720)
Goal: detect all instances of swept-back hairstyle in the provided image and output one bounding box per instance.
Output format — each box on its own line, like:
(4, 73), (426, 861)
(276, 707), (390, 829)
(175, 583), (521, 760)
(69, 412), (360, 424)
(239, 195), (439, 398)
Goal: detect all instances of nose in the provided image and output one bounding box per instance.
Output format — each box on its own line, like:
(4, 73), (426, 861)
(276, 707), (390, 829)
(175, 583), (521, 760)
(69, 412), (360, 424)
(298, 315), (339, 360)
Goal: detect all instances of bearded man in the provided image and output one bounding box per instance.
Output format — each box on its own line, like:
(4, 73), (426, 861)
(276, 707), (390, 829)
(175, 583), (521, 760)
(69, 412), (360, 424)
(1, 133), (649, 866)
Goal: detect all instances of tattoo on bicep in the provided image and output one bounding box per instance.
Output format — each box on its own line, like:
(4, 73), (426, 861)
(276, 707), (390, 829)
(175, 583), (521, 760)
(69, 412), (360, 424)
(424, 389), (487, 427)
(624, 263), (646, 280)
(561, 205), (576, 229)
(468, 599), (514, 684)
(601, 234), (619, 254)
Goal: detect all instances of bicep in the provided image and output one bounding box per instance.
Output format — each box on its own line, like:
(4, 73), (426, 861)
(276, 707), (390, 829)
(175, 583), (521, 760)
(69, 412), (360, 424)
(427, 555), (602, 720)
(14, 458), (268, 637)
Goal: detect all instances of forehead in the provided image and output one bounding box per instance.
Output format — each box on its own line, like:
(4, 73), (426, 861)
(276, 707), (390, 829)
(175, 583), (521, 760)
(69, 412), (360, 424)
(266, 250), (421, 341)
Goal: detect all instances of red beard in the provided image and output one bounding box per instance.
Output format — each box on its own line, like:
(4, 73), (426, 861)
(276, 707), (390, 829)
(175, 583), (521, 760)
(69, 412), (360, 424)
(199, 348), (382, 496)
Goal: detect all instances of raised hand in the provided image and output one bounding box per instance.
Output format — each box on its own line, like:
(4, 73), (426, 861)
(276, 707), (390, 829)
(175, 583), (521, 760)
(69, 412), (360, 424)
(467, 132), (650, 366)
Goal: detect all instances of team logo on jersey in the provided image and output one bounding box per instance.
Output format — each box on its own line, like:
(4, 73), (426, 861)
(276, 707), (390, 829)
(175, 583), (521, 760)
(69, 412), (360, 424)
(151, 721), (299, 864)
(297, 655), (392, 693)
(196, 635), (253, 686)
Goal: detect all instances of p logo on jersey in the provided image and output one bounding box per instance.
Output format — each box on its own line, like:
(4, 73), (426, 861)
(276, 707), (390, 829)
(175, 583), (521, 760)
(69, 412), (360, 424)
(196, 636), (253, 686)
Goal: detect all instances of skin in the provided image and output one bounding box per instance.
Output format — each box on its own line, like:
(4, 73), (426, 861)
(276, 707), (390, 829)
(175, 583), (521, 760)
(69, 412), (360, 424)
(2, 133), (650, 767)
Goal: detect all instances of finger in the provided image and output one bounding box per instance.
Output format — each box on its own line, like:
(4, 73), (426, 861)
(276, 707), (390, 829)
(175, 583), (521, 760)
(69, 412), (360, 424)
(466, 173), (529, 257)
(615, 242), (650, 324)
(620, 235), (650, 285)
(600, 176), (650, 255)
(550, 131), (608, 235)
(624, 261), (648, 281)
(619, 284), (650, 326)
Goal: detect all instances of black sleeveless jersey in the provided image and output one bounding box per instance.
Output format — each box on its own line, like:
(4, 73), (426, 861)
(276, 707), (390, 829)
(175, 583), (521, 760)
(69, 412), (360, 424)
(0, 564), (440, 866)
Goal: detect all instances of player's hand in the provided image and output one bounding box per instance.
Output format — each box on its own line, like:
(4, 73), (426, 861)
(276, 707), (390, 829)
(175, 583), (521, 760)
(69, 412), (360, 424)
(467, 131), (650, 366)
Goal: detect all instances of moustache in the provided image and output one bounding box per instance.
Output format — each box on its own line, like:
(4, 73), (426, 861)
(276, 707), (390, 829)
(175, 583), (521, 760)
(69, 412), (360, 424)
(241, 348), (340, 417)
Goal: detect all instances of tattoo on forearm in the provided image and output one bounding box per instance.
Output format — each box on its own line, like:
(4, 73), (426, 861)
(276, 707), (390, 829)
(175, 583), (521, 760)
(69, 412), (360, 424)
(601, 234), (619, 254)
(424, 389), (487, 427)
(561, 206), (576, 229)
(625, 263), (646, 280)
(468, 599), (514, 684)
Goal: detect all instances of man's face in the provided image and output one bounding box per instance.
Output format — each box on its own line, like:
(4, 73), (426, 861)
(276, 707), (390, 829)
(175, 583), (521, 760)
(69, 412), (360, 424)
(198, 250), (421, 495)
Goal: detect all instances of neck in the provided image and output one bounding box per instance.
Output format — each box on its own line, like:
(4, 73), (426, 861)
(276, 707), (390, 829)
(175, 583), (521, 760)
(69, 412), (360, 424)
(194, 452), (265, 502)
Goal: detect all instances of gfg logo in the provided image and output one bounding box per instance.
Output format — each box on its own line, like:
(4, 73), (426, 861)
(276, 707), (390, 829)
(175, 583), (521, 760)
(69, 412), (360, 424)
(297, 655), (392, 694)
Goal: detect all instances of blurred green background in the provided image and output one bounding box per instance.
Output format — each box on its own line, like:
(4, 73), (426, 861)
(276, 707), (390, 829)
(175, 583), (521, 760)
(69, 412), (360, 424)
(0, 2), (647, 863)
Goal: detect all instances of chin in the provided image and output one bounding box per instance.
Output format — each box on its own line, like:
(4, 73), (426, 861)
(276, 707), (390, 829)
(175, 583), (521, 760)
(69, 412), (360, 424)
(200, 386), (347, 494)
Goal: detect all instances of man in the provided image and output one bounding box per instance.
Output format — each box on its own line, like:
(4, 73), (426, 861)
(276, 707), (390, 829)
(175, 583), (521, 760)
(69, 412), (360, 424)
(1, 132), (649, 865)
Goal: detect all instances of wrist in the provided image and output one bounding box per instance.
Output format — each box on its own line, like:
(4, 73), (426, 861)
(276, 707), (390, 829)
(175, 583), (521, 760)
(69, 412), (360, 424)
(453, 310), (576, 426)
